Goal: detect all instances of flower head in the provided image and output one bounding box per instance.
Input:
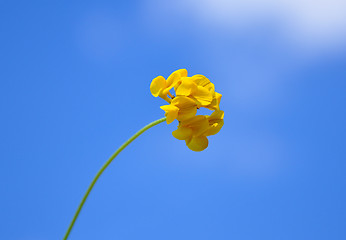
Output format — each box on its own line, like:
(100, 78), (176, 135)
(150, 69), (187, 103)
(150, 69), (224, 151)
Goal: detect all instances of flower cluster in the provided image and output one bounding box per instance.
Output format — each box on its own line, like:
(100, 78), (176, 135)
(150, 69), (224, 152)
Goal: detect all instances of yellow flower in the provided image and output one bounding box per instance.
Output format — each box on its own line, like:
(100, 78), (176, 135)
(204, 110), (225, 136)
(175, 74), (222, 110)
(150, 69), (187, 103)
(206, 92), (222, 111)
(160, 96), (197, 124)
(172, 110), (224, 151)
(150, 69), (224, 151)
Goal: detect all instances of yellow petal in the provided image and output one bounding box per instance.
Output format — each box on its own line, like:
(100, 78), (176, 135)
(208, 110), (224, 121)
(166, 71), (181, 91)
(150, 76), (166, 97)
(160, 105), (179, 124)
(172, 126), (192, 140)
(186, 136), (209, 152)
(175, 77), (197, 96)
(191, 74), (214, 91)
(193, 86), (213, 106)
(204, 120), (224, 136)
(205, 98), (219, 110)
(177, 107), (197, 122)
(205, 92), (222, 110)
(175, 69), (188, 78)
(204, 110), (224, 136)
(170, 96), (197, 121)
(171, 96), (196, 108)
(215, 92), (222, 103)
(181, 115), (206, 126)
(181, 115), (209, 137)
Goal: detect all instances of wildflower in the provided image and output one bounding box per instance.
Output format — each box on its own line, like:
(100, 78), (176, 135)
(160, 96), (197, 124)
(150, 69), (187, 103)
(172, 110), (224, 151)
(204, 110), (224, 136)
(150, 69), (224, 151)
(175, 74), (222, 110)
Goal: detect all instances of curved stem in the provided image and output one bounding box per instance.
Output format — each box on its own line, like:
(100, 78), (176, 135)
(63, 117), (167, 240)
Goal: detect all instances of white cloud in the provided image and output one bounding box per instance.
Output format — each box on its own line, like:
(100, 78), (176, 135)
(146, 0), (346, 52)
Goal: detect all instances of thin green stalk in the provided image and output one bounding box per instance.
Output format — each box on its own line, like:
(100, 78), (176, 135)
(63, 117), (167, 240)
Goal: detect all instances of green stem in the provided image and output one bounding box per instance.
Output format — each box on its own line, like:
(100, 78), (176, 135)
(63, 117), (166, 240)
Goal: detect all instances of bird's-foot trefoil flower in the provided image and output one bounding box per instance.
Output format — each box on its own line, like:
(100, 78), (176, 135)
(172, 110), (224, 151)
(160, 96), (197, 124)
(175, 74), (222, 110)
(150, 69), (187, 103)
(150, 69), (224, 151)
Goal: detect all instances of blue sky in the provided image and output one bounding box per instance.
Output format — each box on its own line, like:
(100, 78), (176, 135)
(1, 1), (345, 239)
